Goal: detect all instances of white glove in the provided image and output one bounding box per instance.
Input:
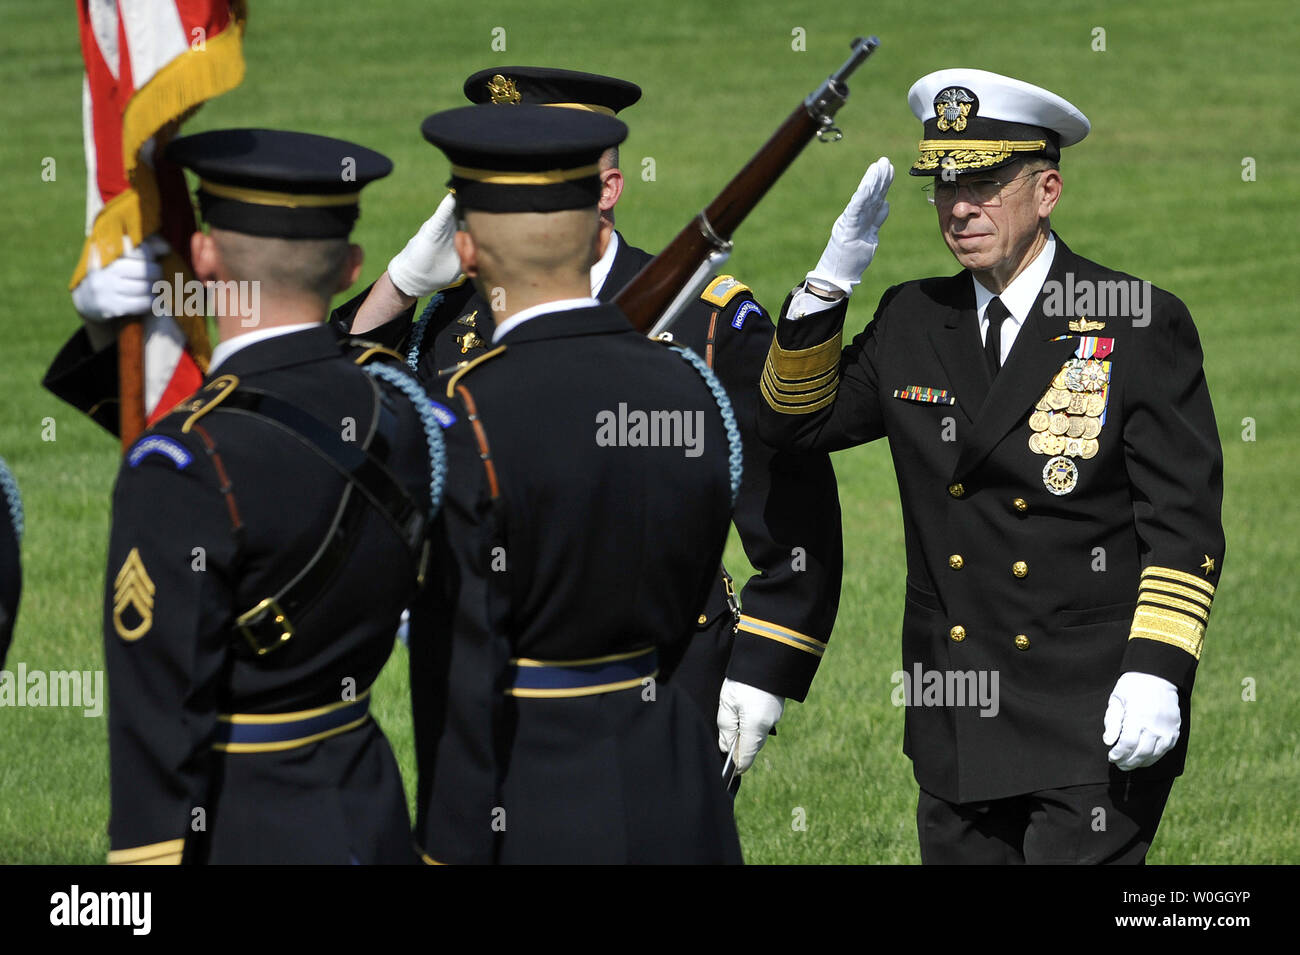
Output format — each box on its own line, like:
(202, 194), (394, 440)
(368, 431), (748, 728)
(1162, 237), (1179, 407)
(1102, 671), (1181, 770)
(386, 192), (462, 298)
(717, 677), (785, 773)
(71, 235), (168, 321)
(806, 156), (894, 296)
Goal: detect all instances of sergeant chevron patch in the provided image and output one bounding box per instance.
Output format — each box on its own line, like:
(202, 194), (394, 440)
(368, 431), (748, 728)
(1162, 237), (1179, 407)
(113, 548), (155, 642)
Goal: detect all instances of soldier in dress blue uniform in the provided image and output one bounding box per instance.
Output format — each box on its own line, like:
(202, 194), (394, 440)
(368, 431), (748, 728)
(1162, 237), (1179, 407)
(333, 67), (843, 779)
(758, 70), (1225, 864)
(0, 456), (21, 669)
(408, 103), (743, 863)
(45, 129), (442, 863)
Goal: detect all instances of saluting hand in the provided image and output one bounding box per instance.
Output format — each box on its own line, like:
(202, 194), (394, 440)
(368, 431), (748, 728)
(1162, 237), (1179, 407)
(718, 678), (785, 773)
(806, 156), (894, 296)
(386, 191), (462, 298)
(1103, 671), (1182, 770)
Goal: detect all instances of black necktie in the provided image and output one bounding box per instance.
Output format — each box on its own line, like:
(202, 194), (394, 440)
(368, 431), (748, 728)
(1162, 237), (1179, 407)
(984, 296), (1010, 379)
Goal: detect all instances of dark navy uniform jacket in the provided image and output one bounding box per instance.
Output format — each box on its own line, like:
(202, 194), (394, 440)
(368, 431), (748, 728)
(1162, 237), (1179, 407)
(334, 232), (843, 717)
(47, 326), (433, 863)
(759, 236), (1225, 803)
(408, 302), (743, 863)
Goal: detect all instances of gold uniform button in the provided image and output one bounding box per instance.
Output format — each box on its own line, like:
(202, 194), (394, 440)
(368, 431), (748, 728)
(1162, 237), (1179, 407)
(697, 614), (708, 625)
(1012, 561), (1028, 578)
(949, 554), (964, 570)
(1013, 497), (1028, 513)
(1014, 634), (1031, 650)
(948, 483), (965, 498)
(949, 625), (966, 643)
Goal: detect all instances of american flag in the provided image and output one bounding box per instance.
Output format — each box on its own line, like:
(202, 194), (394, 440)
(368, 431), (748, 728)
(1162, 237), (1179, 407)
(72, 1), (246, 426)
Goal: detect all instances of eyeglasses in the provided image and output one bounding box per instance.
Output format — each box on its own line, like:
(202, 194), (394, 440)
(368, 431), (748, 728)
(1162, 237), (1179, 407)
(922, 169), (1042, 207)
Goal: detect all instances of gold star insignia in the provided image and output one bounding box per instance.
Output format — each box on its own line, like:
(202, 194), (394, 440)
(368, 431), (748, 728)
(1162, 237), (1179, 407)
(1200, 555), (1215, 576)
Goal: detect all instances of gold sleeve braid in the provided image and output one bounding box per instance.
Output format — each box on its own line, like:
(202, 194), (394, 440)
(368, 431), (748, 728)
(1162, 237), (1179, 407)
(1128, 566), (1216, 659)
(760, 332), (842, 415)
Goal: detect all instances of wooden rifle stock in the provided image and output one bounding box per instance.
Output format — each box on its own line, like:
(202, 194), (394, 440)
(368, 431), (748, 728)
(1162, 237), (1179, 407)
(615, 36), (880, 334)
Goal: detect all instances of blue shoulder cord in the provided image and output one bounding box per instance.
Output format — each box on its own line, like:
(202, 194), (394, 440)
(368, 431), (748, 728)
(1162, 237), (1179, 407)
(0, 457), (22, 543)
(666, 344), (744, 507)
(362, 363), (447, 523)
(405, 291), (445, 372)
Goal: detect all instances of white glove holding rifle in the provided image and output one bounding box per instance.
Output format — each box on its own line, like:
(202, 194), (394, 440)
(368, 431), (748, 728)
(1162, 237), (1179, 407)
(385, 191), (462, 298)
(791, 157), (893, 317)
(717, 677), (785, 774)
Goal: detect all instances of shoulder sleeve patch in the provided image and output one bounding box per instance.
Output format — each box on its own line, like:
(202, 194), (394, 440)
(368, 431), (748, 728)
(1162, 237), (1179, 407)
(127, 435), (193, 470)
(701, 275), (752, 308)
(731, 299), (764, 330)
(427, 399), (458, 428)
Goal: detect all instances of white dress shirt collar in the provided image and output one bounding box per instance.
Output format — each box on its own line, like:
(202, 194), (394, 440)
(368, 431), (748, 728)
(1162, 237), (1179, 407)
(491, 298), (602, 343)
(589, 229), (620, 298)
(972, 231), (1057, 325)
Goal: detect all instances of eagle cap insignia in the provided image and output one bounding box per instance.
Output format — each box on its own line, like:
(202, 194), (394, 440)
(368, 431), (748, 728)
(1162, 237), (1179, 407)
(487, 74), (521, 104)
(934, 87), (977, 133)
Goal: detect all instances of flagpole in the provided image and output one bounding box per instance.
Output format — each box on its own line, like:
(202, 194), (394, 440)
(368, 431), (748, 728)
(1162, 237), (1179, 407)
(117, 315), (146, 451)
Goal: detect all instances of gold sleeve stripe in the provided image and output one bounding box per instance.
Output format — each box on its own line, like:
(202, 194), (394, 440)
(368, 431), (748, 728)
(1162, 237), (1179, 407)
(765, 363), (840, 392)
(765, 333), (842, 381)
(420, 850), (447, 865)
(1138, 593), (1209, 625)
(1140, 579), (1213, 611)
(761, 366), (839, 405)
(107, 838), (185, 865)
(1129, 605), (1205, 660)
(1142, 565), (1216, 597)
(761, 375), (838, 415)
(738, 615), (827, 657)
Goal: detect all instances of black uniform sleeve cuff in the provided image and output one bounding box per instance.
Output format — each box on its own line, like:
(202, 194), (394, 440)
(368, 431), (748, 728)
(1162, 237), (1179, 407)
(1121, 637), (1198, 690)
(329, 282), (418, 352)
(725, 623), (824, 702)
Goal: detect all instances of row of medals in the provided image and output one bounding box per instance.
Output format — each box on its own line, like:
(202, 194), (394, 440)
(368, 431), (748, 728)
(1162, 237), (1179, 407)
(1029, 358), (1109, 494)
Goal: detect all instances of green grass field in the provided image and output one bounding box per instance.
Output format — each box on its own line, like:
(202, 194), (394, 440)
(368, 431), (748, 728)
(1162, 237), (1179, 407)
(1, 0), (1296, 863)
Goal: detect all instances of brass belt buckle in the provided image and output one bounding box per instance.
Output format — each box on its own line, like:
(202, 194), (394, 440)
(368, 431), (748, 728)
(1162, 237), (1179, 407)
(236, 597), (295, 656)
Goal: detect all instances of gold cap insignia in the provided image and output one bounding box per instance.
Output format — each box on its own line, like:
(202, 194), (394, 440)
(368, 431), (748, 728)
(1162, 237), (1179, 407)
(487, 75), (521, 105)
(113, 547), (155, 641)
(934, 87), (977, 133)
